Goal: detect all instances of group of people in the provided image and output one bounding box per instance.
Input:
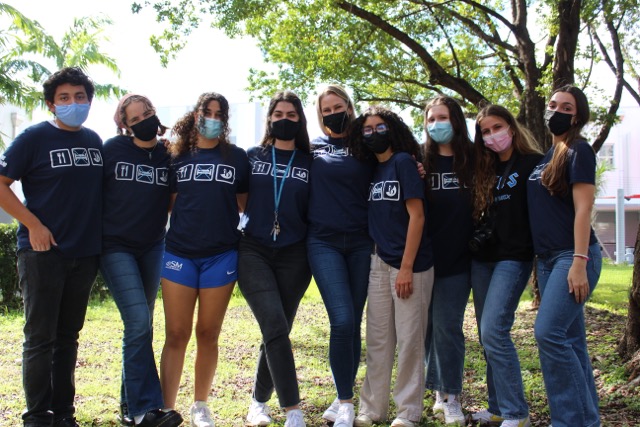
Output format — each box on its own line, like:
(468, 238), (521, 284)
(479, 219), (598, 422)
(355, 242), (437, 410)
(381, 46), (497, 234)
(0, 66), (601, 427)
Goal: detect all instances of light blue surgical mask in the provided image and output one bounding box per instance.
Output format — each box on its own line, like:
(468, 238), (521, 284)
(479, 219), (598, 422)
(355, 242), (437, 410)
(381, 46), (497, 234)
(428, 121), (454, 144)
(197, 117), (223, 139)
(55, 103), (91, 128)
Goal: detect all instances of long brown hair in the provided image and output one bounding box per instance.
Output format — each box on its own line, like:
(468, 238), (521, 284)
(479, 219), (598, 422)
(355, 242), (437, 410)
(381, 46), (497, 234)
(170, 92), (231, 158)
(472, 105), (542, 222)
(422, 96), (474, 190)
(540, 85), (591, 196)
(259, 91), (311, 153)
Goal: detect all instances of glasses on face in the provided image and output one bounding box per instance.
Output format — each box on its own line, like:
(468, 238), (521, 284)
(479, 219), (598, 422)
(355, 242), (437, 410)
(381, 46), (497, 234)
(362, 123), (389, 137)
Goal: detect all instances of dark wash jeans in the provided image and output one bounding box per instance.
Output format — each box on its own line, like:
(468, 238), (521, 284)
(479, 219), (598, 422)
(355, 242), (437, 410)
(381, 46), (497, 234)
(18, 249), (99, 427)
(307, 231), (373, 400)
(237, 236), (312, 408)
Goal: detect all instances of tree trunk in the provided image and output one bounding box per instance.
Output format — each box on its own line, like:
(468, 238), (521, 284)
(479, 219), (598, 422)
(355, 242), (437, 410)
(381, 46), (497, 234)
(618, 223), (640, 361)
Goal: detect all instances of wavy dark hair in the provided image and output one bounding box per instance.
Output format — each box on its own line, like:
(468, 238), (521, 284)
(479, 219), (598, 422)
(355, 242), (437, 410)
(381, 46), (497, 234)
(348, 105), (420, 161)
(115, 95), (168, 137)
(472, 104), (542, 222)
(259, 90), (310, 153)
(541, 85), (591, 196)
(421, 96), (474, 190)
(43, 67), (95, 103)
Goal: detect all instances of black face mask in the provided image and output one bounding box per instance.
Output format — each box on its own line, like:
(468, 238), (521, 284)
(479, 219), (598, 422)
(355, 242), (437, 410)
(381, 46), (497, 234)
(363, 133), (391, 154)
(544, 110), (574, 136)
(270, 119), (301, 141)
(130, 115), (160, 141)
(323, 111), (349, 134)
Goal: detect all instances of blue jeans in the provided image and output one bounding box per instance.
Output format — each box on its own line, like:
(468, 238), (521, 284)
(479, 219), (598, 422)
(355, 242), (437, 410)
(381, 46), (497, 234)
(534, 243), (602, 427)
(99, 242), (165, 417)
(18, 250), (99, 427)
(307, 231), (373, 400)
(425, 272), (471, 394)
(238, 237), (311, 408)
(471, 259), (532, 420)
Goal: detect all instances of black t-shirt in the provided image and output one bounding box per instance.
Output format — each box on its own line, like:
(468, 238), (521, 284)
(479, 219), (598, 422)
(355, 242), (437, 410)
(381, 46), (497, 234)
(474, 152), (543, 262)
(243, 145), (312, 247)
(426, 154), (473, 277)
(102, 135), (173, 254)
(527, 140), (598, 254)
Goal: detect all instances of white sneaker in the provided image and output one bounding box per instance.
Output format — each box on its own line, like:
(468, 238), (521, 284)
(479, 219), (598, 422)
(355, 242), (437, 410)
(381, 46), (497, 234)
(333, 403), (355, 427)
(391, 417), (416, 427)
(354, 413), (373, 427)
(246, 399), (271, 426)
(433, 391), (445, 414)
(284, 409), (305, 427)
(190, 402), (214, 427)
(322, 398), (340, 422)
(472, 409), (505, 425)
(500, 418), (531, 427)
(443, 395), (465, 425)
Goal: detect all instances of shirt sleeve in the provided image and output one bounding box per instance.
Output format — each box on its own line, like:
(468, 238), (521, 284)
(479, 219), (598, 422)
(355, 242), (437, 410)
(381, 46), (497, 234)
(568, 140), (596, 185)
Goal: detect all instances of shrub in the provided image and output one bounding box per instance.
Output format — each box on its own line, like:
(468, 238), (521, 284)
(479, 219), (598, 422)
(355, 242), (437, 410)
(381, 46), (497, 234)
(0, 221), (111, 312)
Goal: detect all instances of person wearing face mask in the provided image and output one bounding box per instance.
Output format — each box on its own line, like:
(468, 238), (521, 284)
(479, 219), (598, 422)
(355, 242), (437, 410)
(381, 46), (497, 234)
(421, 96), (474, 425)
(527, 86), (602, 427)
(0, 67), (102, 427)
(158, 92), (249, 427)
(100, 94), (183, 427)
(468, 105), (542, 427)
(307, 85), (376, 426)
(348, 106), (434, 427)
(237, 91), (313, 427)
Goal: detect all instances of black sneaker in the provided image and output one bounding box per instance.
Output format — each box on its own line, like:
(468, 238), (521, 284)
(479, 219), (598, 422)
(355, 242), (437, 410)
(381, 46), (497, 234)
(136, 410), (183, 427)
(53, 418), (79, 427)
(119, 403), (134, 427)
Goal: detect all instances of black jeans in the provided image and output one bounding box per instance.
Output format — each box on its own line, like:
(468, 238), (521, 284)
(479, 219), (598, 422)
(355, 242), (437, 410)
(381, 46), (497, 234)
(237, 237), (311, 408)
(18, 250), (99, 426)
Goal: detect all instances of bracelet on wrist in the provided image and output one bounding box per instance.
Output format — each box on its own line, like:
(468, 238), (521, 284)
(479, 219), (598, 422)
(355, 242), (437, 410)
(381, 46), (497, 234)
(573, 253), (590, 261)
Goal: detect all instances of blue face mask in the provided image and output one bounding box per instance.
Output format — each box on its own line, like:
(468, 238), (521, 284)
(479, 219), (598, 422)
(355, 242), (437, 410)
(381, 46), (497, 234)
(55, 103), (91, 128)
(197, 117), (223, 139)
(428, 121), (454, 144)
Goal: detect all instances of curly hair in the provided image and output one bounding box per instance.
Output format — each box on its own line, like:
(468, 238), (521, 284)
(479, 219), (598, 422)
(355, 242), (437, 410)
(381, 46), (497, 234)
(171, 92), (231, 158)
(540, 85), (591, 196)
(421, 96), (474, 190)
(471, 104), (542, 222)
(43, 67), (95, 103)
(348, 105), (420, 161)
(114, 94), (168, 137)
(259, 90), (310, 153)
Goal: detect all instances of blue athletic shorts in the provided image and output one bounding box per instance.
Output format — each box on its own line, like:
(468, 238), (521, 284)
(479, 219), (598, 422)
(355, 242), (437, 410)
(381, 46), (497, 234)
(161, 249), (238, 288)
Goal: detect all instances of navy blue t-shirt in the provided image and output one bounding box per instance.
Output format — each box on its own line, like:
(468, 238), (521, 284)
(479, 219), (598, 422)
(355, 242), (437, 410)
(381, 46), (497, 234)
(308, 135), (375, 236)
(426, 154), (473, 277)
(527, 140), (598, 254)
(474, 152), (543, 263)
(243, 145), (312, 247)
(368, 152), (433, 272)
(102, 135), (174, 254)
(166, 144), (249, 258)
(0, 121), (103, 257)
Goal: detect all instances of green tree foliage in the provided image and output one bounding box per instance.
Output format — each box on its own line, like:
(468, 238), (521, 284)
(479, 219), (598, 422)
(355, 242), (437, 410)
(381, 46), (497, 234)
(0, 3), (125, 114)
(137, 0), (639, 150)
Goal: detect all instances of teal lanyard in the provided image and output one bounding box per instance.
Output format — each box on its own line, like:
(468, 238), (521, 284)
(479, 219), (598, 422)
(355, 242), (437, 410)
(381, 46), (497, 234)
(271, 145), (296, 241)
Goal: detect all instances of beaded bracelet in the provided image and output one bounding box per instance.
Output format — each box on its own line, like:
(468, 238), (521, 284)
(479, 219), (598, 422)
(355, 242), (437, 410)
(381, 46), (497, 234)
(573, 253), (590, 261)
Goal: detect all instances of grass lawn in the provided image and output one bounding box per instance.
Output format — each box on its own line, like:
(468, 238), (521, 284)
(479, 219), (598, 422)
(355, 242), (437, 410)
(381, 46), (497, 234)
(0, 262), (636, 426)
